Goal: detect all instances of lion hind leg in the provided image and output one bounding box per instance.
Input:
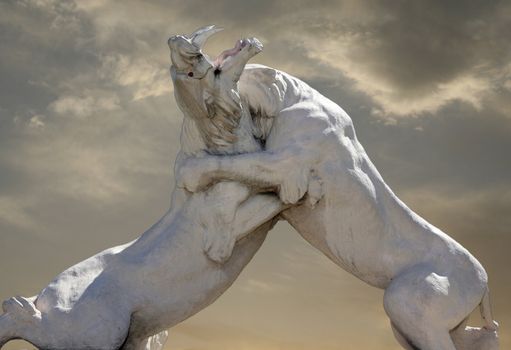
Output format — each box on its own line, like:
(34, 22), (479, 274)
(450, 291), (500, 350)
(480, 288), (499, 331)
(390, 322), (419, 350)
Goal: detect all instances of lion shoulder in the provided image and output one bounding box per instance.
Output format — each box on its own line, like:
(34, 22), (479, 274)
(239, 64), (288, 116)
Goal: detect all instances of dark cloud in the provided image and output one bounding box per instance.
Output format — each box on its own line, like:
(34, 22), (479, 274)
(361, 0), (508, 90)
(194, 0), (511, 116)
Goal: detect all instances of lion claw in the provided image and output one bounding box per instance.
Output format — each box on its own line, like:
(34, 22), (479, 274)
(279, 168), (309, 204)
(2, 296), (41, 322)
(203, 229), (236, 264)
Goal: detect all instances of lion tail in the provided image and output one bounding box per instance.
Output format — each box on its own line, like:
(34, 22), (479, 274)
(451, 287), (499, 350)
(480, 287), (498, 331)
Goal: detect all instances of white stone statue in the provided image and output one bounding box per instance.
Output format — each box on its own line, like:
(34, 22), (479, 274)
(176, 27), (500, 350)
(0, 25), (500, 350)
(0, 26), (283, 350)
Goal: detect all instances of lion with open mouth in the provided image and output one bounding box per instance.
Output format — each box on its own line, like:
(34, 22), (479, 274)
(0, 25), (499, 350)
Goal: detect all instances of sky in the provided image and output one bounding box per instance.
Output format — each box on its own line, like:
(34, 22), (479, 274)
(0, 0), (510, 349)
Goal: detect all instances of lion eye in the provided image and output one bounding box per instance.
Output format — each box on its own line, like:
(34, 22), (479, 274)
(188, 72), (194, 77)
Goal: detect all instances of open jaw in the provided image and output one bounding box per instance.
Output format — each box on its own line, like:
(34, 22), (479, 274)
(213, 39), (248, 68)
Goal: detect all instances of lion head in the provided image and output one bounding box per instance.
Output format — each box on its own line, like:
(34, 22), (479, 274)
(168, 25), (263, 154)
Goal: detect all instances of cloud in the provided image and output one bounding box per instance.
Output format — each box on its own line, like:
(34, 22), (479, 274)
(306, 39), (493, 116)
(18, 0), (509, 118)
(0, 196), (38, 231)
(240, 278), (282, 294)
(252, 0), (511, 118)
(49, 94), (120, 118)
(27, 114), (46, 129)
(176, 0), (511, 118)
(100, 54), (171, 101)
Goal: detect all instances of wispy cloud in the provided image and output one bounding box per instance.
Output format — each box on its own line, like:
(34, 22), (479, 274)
(100, 54), (171, 101)
(49, 94), (120, 118)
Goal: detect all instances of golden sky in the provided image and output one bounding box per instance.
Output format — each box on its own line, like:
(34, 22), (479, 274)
(0, 1), (510, 349)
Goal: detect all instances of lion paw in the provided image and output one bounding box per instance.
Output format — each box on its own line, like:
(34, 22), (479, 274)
(306, 173), (324, 208)
(2, 296), (41, 322)
(177, 157), (216, 193)
(279, 167), (309, 205)
(203, 229), (236, 264)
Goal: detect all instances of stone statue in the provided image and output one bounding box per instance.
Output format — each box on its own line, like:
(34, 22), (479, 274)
(0, 25), (500, 350)
(176, 27), (500, 350)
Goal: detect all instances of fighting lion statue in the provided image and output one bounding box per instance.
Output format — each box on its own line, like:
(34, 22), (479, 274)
(176, 26), (500, 350)
(0, 25), (500, 350)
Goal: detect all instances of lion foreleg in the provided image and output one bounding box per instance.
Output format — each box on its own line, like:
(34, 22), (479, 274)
(230, 193), (285, 240)
(199, 181), (251, 263)
(199, 181), (284, 263)
(180, 150), (312, 205)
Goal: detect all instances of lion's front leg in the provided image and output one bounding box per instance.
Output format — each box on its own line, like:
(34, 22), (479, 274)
(198, 181), (252, 264)
(196, 182), (285, 264)
(178, 150), (313, 205)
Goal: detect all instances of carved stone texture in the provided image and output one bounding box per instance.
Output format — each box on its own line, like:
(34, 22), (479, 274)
(177, 27), (500, 350)
(0, 25), (499, 350)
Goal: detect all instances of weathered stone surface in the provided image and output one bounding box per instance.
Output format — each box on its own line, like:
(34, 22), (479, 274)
(0, 25), (499, 350)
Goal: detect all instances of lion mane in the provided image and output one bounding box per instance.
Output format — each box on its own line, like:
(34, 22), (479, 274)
(173, 64), (287, 156)
(174, 74), (244, 153)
